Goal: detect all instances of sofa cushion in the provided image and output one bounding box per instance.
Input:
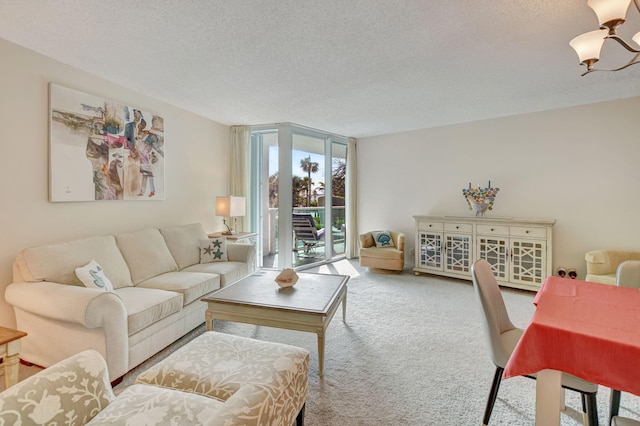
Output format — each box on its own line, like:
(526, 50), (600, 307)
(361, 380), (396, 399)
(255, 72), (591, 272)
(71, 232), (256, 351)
(183, 262), (250, 286)
(200, 238), (228, 263)
(586, 273), (617, 285)
(115, 228), (178, 284)
(136, 271), (220, 306)
(16, 235), (133, 289)
(115, 287), (183, 335)
(360, 246), (404, 260)
(160, 223), (208, 270)
(87, 384), (223, 425)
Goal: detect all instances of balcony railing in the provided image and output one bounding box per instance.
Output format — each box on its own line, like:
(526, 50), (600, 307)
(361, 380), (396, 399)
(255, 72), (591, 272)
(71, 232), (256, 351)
(263, 206), (346, 262)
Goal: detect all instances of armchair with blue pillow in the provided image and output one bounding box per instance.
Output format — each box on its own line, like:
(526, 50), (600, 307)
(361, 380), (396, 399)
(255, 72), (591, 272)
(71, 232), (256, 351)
(359, 230), (405, 273)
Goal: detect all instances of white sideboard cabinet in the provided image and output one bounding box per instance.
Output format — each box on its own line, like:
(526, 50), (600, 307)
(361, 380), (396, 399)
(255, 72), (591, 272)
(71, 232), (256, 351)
(413, 215), (555, 291)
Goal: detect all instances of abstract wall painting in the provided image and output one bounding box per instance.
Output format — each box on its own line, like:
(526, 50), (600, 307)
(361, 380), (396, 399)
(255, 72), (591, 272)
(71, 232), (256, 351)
(49, 83), (165, 202)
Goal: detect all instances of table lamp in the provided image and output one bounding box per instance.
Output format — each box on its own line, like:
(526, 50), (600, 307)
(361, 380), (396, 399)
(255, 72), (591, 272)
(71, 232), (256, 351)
(215, 195), (245, 235)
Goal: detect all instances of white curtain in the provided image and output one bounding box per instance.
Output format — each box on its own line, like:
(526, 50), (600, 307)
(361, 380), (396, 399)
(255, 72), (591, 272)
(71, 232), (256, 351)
(345, 137), (358, 259)
(230, 125), (251, 232)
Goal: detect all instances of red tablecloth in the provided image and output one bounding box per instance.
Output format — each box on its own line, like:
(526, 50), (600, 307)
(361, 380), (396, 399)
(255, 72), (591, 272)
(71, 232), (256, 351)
(503, 276), (640, 396)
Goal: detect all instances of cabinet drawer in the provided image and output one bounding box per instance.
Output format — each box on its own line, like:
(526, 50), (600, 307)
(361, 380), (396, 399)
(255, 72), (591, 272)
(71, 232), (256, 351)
(444, 223), (472, 233)
(477, 224), (509, 235)
(418, 221), (443, 231)
(510, 226), (547, 238)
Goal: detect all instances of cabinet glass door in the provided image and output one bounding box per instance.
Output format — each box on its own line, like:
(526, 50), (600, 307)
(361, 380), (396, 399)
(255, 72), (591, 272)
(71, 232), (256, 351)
(477, 236), (509, 280)
(419, 231), (443, 270)
(510, 239), (545, 285)
(444, 234), (471, 274)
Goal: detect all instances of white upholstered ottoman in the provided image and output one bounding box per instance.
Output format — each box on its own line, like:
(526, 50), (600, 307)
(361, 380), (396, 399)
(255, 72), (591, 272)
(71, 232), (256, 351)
(136, 331), (310, 426)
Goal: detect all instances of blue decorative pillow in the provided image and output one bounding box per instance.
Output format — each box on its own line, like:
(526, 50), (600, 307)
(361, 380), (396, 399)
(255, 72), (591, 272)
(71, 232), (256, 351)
(75, 260), (114, 291)
(371, 230), (395, 248)
(200, 238), (228, 263)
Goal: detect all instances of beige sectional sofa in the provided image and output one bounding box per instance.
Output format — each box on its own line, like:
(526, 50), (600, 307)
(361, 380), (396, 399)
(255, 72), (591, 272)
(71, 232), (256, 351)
(4, 223), (256, 381)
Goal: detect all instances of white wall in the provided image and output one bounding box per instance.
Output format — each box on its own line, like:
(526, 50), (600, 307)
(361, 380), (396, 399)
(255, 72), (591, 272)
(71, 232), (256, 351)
(357, 98), (640, 279)
(0, 39), (230, 327)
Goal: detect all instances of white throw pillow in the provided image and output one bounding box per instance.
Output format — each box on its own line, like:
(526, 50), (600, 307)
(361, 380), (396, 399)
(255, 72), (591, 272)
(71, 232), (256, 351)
(75, 260), (114, 291)
(200, 238), (228, 263)
(371, 230), (395, 248)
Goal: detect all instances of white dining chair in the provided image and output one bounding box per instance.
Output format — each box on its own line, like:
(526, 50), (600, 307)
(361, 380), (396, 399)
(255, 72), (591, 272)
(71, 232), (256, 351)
(616, 260), (640, 288)
(612, 416), (640, 426)
(471, 259), (599, 425)
(609, 260), (640, 425)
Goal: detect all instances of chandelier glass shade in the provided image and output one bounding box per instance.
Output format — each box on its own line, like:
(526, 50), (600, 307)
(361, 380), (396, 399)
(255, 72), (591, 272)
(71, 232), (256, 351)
(570, 0), (640, 75)
(590, 0), (632, 29)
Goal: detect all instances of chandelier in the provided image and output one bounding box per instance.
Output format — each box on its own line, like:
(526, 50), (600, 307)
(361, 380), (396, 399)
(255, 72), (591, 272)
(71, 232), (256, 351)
(570, 0), (640, 76)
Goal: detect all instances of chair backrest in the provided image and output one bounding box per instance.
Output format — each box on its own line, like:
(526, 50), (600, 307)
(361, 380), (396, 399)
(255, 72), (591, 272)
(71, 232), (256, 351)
(0, 349), (114, 424)
(471, 259), (517, 368)
(292, 214), (319, 241)
(616, 260), (640, 288)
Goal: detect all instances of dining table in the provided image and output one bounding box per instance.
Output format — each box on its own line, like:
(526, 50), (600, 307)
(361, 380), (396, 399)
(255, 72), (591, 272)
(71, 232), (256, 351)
(503, 276), (640, 425)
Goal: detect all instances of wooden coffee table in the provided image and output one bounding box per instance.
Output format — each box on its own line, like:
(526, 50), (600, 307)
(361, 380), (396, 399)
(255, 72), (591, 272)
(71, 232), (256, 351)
(202, 270), (348, 376)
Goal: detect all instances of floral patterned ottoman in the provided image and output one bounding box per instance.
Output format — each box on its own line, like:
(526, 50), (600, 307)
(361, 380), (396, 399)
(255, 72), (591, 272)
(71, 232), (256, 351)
(136, 331), (310, 426)
(0, 349), (226, 426)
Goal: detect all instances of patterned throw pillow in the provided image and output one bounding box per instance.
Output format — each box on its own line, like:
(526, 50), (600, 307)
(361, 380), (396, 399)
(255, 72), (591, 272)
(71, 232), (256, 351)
(371, 230), (395, 248)
(75, 260), (114, 291)
(200, 238), (228, 263)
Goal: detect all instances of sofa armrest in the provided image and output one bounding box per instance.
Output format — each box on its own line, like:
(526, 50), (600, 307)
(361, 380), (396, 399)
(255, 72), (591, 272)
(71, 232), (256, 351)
(0, 349), (114, 425)
(227, 242), (256, 266)
(391, 232), (405, 252)
(5, 281), (129, 380)
(5, 281), (125, 327)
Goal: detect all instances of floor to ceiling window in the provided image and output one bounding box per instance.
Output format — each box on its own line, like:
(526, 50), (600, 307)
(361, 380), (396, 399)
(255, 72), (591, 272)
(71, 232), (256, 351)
(250, 124), (348, 269)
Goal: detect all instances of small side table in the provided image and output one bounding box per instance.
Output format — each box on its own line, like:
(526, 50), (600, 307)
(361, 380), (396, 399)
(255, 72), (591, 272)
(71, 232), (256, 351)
(0, 326), (27, 388)
(208, 231), (258, 243)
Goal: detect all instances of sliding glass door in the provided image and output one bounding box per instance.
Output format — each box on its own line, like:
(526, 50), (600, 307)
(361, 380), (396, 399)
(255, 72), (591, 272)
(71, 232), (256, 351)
(292, 133), (325, 266)
(251, 124), (348, 269)
(251, 129), (278, 269)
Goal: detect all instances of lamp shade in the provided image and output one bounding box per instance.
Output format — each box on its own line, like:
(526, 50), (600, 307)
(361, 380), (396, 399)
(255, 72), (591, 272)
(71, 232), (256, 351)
(588, 0), (631, 29)
(215, 196), (246, 217)
(570, 29), (608, 65)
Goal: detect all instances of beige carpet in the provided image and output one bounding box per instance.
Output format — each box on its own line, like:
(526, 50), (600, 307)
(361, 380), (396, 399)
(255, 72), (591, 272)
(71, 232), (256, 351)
(6, 259), (640, 425)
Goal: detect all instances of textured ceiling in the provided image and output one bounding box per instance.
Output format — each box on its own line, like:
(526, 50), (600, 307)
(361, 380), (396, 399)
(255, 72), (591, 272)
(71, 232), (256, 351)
(1, 0), (640, 138)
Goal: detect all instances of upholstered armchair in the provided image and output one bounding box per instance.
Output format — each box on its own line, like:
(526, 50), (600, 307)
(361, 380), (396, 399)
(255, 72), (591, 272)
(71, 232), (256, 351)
(359, 230), (405, 272)
(585, 250), (640, 285)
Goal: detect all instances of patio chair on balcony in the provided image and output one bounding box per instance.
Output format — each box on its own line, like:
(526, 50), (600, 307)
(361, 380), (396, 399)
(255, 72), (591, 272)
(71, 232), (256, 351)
(292, 213), (325, 256)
